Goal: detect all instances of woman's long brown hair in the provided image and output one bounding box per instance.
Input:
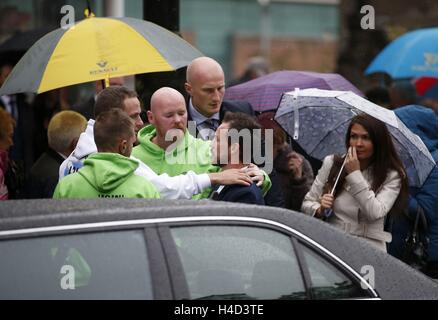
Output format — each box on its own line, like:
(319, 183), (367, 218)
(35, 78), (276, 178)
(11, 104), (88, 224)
(324, 114), (408, 217)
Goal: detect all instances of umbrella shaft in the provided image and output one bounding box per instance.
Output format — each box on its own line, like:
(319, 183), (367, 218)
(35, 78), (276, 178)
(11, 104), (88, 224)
(330, 156), (347, 195)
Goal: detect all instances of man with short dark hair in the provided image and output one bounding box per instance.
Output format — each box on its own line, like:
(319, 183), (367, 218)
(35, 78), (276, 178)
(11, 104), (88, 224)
(54, 109), (159, 198)
(59, 86), (144, 178)
(210, 112), (265, 205)
(93, 85), (143, 133)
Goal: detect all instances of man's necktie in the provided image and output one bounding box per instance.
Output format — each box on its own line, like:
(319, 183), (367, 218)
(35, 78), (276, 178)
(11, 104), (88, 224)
(204, 118), (219, 132)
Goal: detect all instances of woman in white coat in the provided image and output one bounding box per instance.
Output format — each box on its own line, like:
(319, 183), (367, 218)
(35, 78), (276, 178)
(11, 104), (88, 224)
(301, 114), (408, 251)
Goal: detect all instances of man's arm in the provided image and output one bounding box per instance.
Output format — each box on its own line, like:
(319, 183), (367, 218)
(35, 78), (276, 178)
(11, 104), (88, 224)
(132, 156), (252, 200)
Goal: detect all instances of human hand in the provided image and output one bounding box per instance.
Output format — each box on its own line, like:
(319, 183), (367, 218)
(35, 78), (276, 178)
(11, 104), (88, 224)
(316, 193), (334, 217)
(345, 146), (360, 174)
(209, 169), (252, 186)
(241, 163), (264, 187)
(287, 152), (303, 179)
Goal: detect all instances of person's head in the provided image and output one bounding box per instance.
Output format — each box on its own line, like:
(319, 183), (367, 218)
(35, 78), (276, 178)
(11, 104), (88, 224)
(0, 108), (15, 151)
(147, 87), (187, 144)
(389, 80), (417, 109)
(94, 108), (136, 157)
(47, 111), (87, 157)
(185, 57), (225, 118)
(95, 77), (125, 94)
(257, 112), (287, 158)
(327, 113), (408, 215)
(94, 85), (143, 133)
(242, 56), (269, 80)
(345, 114), (397, 170)
(212, 112), (262, 167)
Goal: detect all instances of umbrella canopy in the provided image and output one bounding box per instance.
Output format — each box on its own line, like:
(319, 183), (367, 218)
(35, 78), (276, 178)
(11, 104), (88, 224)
(274, 88), (436, 187)
(365, 28), (438, 79)
(224, 70), (363, 112)
(0, 17), (203, 95)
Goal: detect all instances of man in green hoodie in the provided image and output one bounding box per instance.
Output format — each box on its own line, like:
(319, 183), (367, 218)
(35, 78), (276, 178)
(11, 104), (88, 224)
(53, 109), (159, 199)
(132, 87), (270, 199)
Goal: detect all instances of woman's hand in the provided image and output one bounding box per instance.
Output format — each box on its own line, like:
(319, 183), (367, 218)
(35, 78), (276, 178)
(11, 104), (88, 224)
(315, 193), (334, 217)
(345, 146), (360, 174)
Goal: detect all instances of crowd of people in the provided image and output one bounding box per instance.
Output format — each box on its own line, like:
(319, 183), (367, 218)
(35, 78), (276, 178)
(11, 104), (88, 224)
(1, 55), (438, 278)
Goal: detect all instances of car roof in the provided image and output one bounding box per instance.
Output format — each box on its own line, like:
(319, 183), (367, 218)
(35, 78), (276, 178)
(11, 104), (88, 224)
(1, 198), (437, 299)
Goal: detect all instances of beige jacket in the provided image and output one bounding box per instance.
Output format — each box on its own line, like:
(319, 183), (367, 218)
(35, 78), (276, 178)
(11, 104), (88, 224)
(301, 155), (402, 251)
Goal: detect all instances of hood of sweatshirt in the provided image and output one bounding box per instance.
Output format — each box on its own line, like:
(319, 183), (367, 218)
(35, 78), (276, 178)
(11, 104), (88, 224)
(395, 105), (438, 155)
(73, 119), (97, 160)
(79, 153), (139, 193)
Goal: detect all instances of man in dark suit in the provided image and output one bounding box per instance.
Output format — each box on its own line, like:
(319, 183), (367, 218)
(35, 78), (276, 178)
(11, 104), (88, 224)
(210, 112), (264, 205)
(184, 57), (255, 140)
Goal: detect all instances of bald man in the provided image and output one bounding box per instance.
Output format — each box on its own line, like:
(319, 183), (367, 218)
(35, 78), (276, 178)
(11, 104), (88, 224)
(147, 87), (187, 151)
(185, 57), (255, 140)
(132, 87), (270, 200)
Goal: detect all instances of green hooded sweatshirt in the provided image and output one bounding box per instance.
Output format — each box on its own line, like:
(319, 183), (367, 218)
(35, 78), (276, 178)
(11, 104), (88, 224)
(53, 153), (160, 199)
(132, 125), (271, 199)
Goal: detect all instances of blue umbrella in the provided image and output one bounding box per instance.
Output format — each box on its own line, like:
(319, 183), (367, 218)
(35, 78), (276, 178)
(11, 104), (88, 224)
(365, 28), (438, 79)
(274, 88), (436, 188)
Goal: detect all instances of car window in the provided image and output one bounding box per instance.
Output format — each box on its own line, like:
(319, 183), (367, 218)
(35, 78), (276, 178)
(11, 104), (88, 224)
(0, 230), (152, 299)
(170, 225), (306, 299)
(297, 241), (372, 299)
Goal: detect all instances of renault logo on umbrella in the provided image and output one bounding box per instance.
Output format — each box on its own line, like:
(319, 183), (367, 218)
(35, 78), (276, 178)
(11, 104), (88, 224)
(90, 60), (118, 75)
(97, 60), (108, 68)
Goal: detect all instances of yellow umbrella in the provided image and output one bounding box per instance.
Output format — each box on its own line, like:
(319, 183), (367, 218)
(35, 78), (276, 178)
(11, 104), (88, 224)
(0, 16), (203, 95)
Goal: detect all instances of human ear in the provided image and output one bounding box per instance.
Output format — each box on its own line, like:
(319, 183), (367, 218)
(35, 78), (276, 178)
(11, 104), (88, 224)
(184, 82), (192, 96)
(119, 139), (127, 155)
(146, 110), (154, 124)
